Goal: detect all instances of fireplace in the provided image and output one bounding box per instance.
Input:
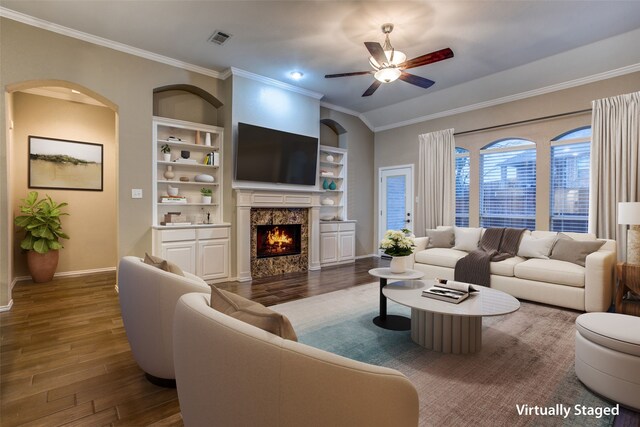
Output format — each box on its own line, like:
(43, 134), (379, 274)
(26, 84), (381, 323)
(249, 208), (309, 279)
(256, 224), (301, 258)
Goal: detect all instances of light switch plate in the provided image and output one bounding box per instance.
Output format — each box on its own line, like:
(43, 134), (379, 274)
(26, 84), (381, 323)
(131, 189), (143, 199)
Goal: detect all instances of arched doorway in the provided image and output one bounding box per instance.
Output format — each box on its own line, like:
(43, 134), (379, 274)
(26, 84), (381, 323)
(2, 80), (119, 309)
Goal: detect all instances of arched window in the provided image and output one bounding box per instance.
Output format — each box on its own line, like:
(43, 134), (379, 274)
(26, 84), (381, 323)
(480, 138), (536, 229)
(455, 147), (470, 226)
(550, 127), (591, 232)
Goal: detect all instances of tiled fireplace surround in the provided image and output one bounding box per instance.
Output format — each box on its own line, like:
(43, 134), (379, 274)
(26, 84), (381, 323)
(235, 189), (321, 281)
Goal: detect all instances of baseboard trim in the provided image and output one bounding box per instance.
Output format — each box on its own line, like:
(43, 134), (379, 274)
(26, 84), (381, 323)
(10, 277), (18, 291)
(0, 299), (14, 312)
(355, 254), (378, 260)
(15, 266), (117, 283)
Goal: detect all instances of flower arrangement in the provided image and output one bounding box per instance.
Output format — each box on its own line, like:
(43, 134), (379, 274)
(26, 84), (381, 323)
(379, 228), (415, 257)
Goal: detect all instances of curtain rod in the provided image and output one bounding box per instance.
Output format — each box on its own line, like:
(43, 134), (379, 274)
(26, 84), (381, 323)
(453, 108), (591, 137)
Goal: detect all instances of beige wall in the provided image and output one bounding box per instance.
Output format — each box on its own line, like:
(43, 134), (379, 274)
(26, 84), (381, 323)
(320, 108), (375, 256)
(1, 18), (226, 306)
(375, 72), (640, 240)
(12, 92), (117, 277)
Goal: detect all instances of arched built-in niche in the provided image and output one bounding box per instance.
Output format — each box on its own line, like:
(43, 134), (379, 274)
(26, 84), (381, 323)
(320, 118), (347, 149)
(4, 80), (119, 294)
(153, 84), (223, 126)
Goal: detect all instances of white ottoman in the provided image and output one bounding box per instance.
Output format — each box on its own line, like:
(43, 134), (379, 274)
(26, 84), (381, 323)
(575, 313), (640, 411)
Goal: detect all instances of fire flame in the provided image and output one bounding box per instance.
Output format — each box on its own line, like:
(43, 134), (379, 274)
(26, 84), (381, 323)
(266, 227), (293, 248)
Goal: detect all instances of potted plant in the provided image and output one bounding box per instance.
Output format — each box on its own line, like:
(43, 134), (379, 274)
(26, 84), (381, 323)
(379, 228), (415, 274)
(160, 144), (171, 162)
(200, 187), (212, 204)
(14, 191), (70, 283)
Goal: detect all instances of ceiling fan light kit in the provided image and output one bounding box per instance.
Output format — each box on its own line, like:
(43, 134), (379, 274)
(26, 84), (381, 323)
(374, 67), (401, 83)
(325, 23), (454, 96)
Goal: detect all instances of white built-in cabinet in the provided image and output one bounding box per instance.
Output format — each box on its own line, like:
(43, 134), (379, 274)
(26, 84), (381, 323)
(151, 117), (230, 283)
(318, 145), (356, 266)
(319, 221), (356, 266)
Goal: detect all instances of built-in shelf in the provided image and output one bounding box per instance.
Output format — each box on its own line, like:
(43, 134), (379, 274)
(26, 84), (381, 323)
(153, 116), (224, 226)
(318, 145), (347, 221)
(157, 180), (219, 186)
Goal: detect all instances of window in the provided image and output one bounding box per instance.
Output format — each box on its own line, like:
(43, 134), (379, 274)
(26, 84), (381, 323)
(480, 139), (536, 229)
(550, 127), (591, 232)
(455, 147), (470, 226)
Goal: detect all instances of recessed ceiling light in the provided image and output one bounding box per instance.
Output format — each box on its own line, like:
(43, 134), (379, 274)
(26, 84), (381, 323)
(289, 71), (304, 80)
(71, 89), (81, 94)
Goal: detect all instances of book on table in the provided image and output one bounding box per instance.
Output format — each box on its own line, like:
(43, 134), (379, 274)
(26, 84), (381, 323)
(422, 279), (479, 304)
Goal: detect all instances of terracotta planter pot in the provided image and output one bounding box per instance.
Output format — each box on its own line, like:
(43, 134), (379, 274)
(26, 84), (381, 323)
(27, 250), (59, 283)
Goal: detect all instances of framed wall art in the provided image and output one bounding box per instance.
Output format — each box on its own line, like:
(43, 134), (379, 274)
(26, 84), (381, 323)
(28, 136), (103, 191)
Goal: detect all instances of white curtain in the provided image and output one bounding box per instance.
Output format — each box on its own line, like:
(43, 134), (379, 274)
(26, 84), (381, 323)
(416, 129), (455, 235)
(589, 91), (640, 259)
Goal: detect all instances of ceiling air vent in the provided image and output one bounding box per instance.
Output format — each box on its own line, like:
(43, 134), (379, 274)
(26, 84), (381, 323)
(208, 30), (231, 46)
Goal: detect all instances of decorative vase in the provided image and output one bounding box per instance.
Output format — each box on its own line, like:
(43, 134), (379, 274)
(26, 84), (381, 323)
(27, 250), (59, 283)
(162, 153), (171, 162)
(205, 132), (212, 146)
(167, 185), (179, 196)
(326, 154), (334, 162)
(322, 179), (329, 190)
(329, 181), (337, 190)
(164, 165), (175, 180)
(202, 195), (212, 204)
(389, 256), (407, 274)
(181, 150), (190, 159)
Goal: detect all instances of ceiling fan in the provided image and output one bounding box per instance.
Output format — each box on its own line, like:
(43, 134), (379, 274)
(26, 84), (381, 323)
(325, 23), (454, 97)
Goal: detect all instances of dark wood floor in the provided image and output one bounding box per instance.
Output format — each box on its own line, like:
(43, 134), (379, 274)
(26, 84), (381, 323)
(0, 257), (386, 426)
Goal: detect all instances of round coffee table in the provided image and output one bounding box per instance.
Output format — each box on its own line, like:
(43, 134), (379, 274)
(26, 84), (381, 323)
(368, 268), (425, 331)
(383, 279), (520, 353)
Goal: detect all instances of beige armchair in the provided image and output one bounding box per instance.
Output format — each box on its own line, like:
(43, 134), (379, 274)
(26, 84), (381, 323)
(117, 256), (210, 386)
(173, 292), (419, 427)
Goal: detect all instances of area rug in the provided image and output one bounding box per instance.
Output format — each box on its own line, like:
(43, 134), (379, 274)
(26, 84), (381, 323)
(271, 282), (615, 427)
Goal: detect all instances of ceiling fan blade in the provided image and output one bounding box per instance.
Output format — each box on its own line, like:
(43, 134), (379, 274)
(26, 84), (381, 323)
(364, 42), (388, 66)
(325, 71), (373, 78)
(400, 47), (454, 70)
(362, 80), (382, 97)
(399, 72), (435, 89)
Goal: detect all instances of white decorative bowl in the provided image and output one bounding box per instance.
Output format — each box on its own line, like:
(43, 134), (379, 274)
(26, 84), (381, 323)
(194, 174), (214, 183)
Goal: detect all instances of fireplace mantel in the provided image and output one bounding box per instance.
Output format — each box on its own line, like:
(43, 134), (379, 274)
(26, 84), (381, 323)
(235, 189), (321, 282)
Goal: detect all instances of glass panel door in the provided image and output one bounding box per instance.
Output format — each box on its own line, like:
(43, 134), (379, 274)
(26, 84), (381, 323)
(379, 166), (413, 254)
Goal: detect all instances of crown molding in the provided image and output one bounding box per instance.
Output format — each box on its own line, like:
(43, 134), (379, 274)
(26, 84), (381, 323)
(230, 67), (324, 100)
(320, 101), (374, 131)
(371, 62), (640, 132)
(0, 7), (224, 80)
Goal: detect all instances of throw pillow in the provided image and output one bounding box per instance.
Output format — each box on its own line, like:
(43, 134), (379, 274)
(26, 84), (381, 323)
(549, 238), (605, 267)
(517, 235), (557, 259)
(425, 228), (455, 248)
(143, 253), (184, 276)
(209, 285), (298, 341)
(452, 227), (482, 251)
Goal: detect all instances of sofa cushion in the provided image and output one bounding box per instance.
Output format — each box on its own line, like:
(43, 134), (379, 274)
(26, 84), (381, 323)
(517, 234), (556, 259)
(550, 238), (605, 267)
(414, 248), (467, 268)
(209, 285), (297, 341)
(453, 227), (482, 251)
(426, 228), (454, 248)
(514, 259), (585, 287)
(490, 256), (526, 277)
(143, 253), (184, 276)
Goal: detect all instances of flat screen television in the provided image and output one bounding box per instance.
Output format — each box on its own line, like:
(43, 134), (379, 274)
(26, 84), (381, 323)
(235, 122), (318, 185)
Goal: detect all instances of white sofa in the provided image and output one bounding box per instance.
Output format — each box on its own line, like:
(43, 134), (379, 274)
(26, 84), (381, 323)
(408, 228), (616, 312)
(118, 256), (210, 384)
(173, 292), (419, 427)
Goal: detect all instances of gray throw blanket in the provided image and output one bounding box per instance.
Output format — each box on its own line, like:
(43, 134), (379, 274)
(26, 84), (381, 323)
(454, 228), (526, 287)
